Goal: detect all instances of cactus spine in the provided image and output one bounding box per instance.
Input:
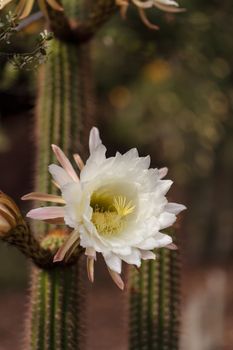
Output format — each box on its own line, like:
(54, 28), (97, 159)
(129, 233), (181, 350)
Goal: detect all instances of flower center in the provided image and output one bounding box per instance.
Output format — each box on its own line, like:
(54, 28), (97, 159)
(90, 188), (136, 237)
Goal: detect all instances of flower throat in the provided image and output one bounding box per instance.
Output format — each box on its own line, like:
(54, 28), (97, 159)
(90, 189), (135, 237)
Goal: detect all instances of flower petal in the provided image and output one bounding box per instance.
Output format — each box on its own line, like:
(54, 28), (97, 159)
(17, 0), (34, 18)
(136, 237), (158, 250)
(165, 202), (187, 214)
(51, 144), (79, 182)
(53, 230), (79, 262)
(49, 164), (73, 187)
(120, 249), (141, 267)
(158, 167), (168, 179)
(73, 154), (85, 170)
(89, 127), (102, 154)
(61, 182), (81, 205)
(158, 180), (173, 196)
(140, 250), (156, 260)
(108, 269), (124, 290)
(85, 247), (96, 259)
(159, 212), (176, 230)
(166, 243), (178, 250)
(0, 213), (11, 233)
(103, 253), (122, 274)
(154, 232), (173, 247)
(132, 0), (154, 9)
(46, 0), (64, 11)
(26, 206), (65, 220)
(21, 192), (65, 204)
(154, 1), (185, 13)
(0, 0), (12, 10)
(155, 0), (179, 7)
(87, 257), (95, 283)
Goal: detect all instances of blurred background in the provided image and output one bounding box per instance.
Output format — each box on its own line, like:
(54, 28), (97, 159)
(0, 0), (232, 349)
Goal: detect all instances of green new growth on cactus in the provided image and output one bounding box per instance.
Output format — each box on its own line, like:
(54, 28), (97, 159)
(0, 1), (186, 349)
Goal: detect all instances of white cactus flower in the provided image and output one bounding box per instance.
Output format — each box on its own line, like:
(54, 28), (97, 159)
(116, 0), (185, 30)
(132, 0), (180, 11)
(23, 127), (186, 289)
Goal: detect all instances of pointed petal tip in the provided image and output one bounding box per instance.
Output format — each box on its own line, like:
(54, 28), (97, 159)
(159, 167), (168, 179)
(166, 243), (178, 250)
(91, 126), (99, 133)
(26, 210), (33, 218)
(53, 247), (65, 262)
(21, 192), (37, 201)
(89, 127), (103, 153)
(108, 269), (125, 290)
(88, 274), (94, 283)
(87, 257), (95, 283)
(119, 281), (124, 290)
(51, 145), (79, 183)
(73, 154), (85, 170)
(53, 255), (62, 263)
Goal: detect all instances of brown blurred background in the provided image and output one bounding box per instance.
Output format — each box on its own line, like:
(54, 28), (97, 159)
(0, 0), (232, 349)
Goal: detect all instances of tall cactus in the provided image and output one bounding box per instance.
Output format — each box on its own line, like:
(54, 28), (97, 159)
(0, 1), (116, 349)
(26, 0), (117, 348)
(0, 1), (183, 349)
(27, 36), (91, 350)
(129, 230), (181, 350)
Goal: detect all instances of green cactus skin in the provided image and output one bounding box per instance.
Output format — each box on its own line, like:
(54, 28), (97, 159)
(26, 262), (86, 350)
(25, 35), (92, 349)
(129, 233), (181, 350)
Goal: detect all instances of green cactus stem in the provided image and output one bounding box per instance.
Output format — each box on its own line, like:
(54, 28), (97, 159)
(129, 231), (181, 350)
(24, 230), (85, 350)
(26, 1), (118, 348)
(2, 223), (51, 267)
(27, 33), (91, 348)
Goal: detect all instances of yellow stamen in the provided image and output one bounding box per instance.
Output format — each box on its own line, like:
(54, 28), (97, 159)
(113, 196), (135, 217)
(91, 192), (135, 237)
(92, 211), (124, 237)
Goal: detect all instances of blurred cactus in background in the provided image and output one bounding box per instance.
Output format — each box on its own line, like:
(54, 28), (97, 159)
(0, 1), (186, 349)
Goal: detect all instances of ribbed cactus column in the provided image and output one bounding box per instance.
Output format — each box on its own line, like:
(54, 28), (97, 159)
(25, 1), (117, 349)
(27, 29), (94, 350)
(129, 233), (180, 350)
(35, 39), (93, 217)
(28, 263), (85, 350)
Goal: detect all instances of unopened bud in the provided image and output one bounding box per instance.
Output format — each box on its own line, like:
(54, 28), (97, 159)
(0, 191), (23, 235)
